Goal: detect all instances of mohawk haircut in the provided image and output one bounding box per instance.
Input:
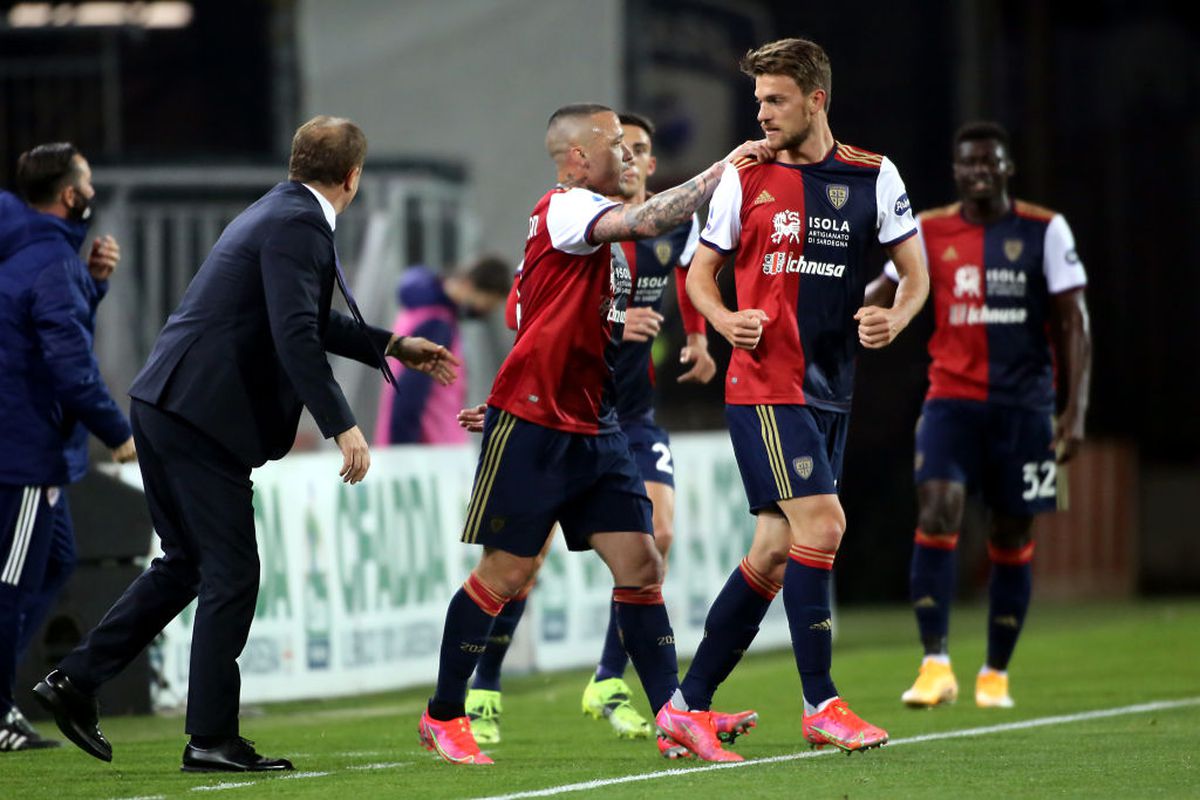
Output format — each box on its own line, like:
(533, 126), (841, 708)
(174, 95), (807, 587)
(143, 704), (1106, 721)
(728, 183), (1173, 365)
(547, 103), (613, 129)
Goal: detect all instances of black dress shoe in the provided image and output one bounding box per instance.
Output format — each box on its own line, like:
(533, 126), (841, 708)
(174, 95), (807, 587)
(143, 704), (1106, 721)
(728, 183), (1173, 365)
(181, 737), (295, 773)
(31, 670), (111, 762)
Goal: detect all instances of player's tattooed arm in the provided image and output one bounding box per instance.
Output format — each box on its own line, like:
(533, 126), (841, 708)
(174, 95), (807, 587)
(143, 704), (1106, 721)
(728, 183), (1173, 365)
(592, 139), (773, 244)
(591, 166), (726, 243)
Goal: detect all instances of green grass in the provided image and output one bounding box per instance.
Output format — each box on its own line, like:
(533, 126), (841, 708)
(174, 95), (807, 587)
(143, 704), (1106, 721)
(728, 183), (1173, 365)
(4, 601), (1198, 799)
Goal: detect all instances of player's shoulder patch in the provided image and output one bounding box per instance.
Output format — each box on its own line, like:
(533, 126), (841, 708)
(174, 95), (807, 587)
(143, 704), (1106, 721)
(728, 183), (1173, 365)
(833, 142), (884, 169)
(1013, 199), (1057, 221)
(917, 202), (962, 223)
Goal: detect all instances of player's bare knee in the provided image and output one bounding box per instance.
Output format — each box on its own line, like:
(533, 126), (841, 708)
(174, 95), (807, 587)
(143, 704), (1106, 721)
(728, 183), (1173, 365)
(917, 482), (965, 533)
(798, 511), (846, 553)
(652, 519), (674, 558)
(477, 551), (537, 598)
(747, 540), (789, 580)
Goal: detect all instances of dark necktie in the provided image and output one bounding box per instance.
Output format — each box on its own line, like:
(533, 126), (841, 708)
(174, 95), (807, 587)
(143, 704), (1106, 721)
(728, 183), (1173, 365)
(334, 253), (397, 387)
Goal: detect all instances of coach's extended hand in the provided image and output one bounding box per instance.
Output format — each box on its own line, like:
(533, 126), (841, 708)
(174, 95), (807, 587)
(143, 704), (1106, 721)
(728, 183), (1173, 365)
(457, 403), (487, 433)
(387, 335), (462, 385)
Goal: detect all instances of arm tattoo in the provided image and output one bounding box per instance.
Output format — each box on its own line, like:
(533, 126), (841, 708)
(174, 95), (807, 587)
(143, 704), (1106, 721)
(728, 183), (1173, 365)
(593, 162), (724, 243)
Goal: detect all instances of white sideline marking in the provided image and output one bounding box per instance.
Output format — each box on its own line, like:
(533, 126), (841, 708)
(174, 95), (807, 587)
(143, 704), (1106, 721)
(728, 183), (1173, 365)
(347, 761), (410, 770)
(190, 782), (255, 792)
(470, 697), (1200, 800)
(279, 771), (330, 779)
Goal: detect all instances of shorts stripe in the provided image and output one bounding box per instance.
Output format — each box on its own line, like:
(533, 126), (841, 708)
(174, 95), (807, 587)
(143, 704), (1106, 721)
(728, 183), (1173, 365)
(463, 412), (518, 543)
(755, 405), (792, 500)
(2, 487), (39, 585)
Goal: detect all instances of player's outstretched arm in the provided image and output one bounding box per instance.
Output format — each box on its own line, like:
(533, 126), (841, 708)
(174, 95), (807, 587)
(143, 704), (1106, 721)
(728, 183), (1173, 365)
(592, 140), (772, 244)
(855, 235), (928, 349)
(686, 244), (768, 350)
(1049, 288), (1091, 463)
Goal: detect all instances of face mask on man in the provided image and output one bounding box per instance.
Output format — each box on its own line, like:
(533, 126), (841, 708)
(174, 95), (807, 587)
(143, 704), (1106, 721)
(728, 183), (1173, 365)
(67, 186), (92, 222)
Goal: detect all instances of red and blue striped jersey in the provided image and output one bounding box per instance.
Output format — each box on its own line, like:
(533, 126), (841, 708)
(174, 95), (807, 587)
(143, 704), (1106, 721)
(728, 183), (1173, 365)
(613, 215), (699, 424)
(885, 200), (1087, 410)
(488, 186), (630, 434)
(701, 142), (917, 411)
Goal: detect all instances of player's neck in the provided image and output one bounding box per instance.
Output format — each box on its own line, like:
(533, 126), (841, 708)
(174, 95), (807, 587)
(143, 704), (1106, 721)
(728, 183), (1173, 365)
(961, 193), (1012, 225)
(607, 189), (647, 205)
(775, 121), (834, 166)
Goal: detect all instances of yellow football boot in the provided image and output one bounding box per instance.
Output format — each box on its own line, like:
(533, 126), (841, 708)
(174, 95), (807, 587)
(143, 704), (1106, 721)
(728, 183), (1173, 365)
(901, 657), (959, 707)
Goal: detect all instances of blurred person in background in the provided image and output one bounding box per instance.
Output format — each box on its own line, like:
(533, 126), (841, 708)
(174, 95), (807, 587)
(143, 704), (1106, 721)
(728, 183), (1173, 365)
(374, 255), (511, 446)
(865, 121), (1091, 710)
(0, 144), (134, 752)
(32, 116), (458, 773)
(680, 37), (928, 754)
(460, 112), (739, 748)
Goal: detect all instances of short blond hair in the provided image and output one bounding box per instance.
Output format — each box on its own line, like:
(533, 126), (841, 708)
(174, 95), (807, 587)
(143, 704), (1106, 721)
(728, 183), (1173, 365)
(740, 38), (832, 111)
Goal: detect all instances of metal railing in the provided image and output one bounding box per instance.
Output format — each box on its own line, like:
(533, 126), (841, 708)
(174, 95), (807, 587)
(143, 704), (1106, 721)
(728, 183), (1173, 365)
(89, 163), (475, 432)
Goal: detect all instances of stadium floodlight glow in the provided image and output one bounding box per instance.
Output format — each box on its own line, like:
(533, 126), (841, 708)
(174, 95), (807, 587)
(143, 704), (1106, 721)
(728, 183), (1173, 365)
(6, 2), (194, 29)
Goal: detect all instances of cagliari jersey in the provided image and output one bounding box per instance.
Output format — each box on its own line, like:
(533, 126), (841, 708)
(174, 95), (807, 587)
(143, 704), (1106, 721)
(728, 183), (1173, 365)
(488, 186), (630, 435)
(613, 215), (700, 423)
(884, 200), (1087, 410)
(701, 142), (917, 411)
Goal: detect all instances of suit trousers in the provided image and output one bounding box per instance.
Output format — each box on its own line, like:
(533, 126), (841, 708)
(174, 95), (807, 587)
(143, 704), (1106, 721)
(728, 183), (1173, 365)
(59, 399), (257, 737)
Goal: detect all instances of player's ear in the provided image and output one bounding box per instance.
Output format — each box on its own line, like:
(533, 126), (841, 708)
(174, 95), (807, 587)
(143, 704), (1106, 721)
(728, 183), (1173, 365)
(647, 154), (657, 177)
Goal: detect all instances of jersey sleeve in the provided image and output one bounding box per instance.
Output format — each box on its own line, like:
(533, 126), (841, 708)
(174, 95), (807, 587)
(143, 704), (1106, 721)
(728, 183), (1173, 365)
(882, 217), (923, 281)
(547, 188), (620, 255)
(1043, 214), (1087, 293)
(875, 157), (918, 246)
(699, 165), (743, 254)
(679, 214), (701, 266)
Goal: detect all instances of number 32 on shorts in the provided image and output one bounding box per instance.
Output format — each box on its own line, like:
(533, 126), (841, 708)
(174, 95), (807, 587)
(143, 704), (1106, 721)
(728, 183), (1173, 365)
(1021, 460), (1056, 501)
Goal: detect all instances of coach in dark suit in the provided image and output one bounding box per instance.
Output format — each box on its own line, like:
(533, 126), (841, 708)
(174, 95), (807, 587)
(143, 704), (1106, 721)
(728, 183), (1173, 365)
(34, 116), (458, 772)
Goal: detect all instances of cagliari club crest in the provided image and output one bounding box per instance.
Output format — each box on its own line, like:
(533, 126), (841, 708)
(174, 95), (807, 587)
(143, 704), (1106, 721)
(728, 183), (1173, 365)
(1004, 238), (1024, 262)
(826, 184), (849, 210)
(793, 456), (814, 480)
(655, 241), (673, 266)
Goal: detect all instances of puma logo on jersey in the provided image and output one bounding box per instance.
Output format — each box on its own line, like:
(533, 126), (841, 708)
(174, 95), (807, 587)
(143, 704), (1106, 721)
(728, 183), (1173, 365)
(753, 189), (775, 206)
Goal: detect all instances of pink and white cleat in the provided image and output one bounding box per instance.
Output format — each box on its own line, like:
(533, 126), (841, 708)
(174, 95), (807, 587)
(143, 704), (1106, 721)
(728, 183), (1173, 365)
(654, 701), (743, 762)
(802, 698), (888, 754)
(711, 709), (759, 744)
(419, 709), (494, 765)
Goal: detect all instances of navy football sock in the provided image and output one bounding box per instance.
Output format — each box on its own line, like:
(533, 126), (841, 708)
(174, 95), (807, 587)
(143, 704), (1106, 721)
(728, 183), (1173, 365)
(430, 573), (506, 720)
(681, 558), (779, 710)
(613, 586), (679, 712)
(910, 530), (959, 656)
(594, 602), (629, 681)
(986, 543), (1034, 671)
(783, 545), (838, 709)
(471, 595), (528, 692)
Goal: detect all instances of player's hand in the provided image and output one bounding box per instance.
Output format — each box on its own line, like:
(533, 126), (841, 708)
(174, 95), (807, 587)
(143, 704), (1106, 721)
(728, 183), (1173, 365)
(854, 305), (907, 349)
(110, 436), (136, 463)
(678, 333), (717, 383)
(1053, 407), (1085, 464)
(723, 138), (775, 167)
(457, 404), (487, 433)
(387, 335), (461, 385)
(334, 425), (370, 484)
(715, 309), (768, 350)
(88, 235), (120, 282)
(623, 307), (663, 342)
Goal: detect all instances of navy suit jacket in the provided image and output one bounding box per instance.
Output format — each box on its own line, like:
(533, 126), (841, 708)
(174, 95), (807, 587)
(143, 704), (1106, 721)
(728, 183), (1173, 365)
(130, 181), (391, 468)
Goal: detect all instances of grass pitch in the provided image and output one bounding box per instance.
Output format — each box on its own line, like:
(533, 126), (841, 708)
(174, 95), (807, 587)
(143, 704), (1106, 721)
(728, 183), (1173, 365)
(3, 601), (1197, 799)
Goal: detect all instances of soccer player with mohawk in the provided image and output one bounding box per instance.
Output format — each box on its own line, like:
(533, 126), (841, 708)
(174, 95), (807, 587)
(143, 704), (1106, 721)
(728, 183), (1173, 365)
(417, 102), (771, 765)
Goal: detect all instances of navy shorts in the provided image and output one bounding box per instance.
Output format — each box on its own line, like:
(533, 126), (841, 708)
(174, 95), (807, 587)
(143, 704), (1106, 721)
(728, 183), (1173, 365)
(461, 408), (654, 557)
(0, 484), (64, 592)
(915, 398), (1058, 516)
(725, 404), (848, 514)
(621, 418), (674, 488)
